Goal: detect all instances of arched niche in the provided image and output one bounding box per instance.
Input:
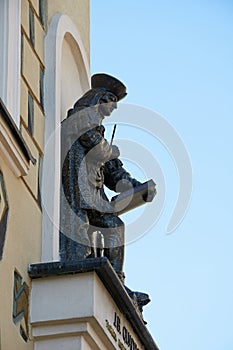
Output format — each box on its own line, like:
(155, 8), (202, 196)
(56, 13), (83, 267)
(61, 32), (89, 120)
(41, 13), (90, 261)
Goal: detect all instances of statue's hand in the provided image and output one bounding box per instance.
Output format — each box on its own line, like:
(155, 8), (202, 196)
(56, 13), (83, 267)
(111, 145), (120, 159)
(143, 186), (157, 202)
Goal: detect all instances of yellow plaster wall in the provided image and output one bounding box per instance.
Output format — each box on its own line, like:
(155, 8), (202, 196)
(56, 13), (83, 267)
(34, 15), (44, 64)
(47, 0), (90, 64)
(0, 0), (90, 348)
(21, 124), (40, 199)
(0, 158), (42, 350)
(20, 78), (28, 127)
(21, 0), (30, 37)
(30, 0), (39, 17)
(0, 1), (45, 348)
(22, 37), (40, 101)
(20, 0), (45, 156)
(34, 102), (45, 153)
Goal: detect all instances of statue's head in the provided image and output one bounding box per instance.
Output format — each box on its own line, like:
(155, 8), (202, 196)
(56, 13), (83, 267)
(91, 73), (127, 117)
(91, 73), (127, 102)
(68, 73), (127, 118)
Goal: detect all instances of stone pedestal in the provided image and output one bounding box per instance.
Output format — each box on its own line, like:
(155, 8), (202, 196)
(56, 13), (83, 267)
(29, 258), (159, 350)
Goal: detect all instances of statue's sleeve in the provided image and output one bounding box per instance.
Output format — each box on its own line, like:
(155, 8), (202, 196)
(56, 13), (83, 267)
(104, 158), (142, 192)
(79, 128), (112, 162)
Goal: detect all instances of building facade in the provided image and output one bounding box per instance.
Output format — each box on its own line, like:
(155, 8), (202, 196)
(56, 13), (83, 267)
(0, 2), (159, 349)
(0, 1), (90, 348)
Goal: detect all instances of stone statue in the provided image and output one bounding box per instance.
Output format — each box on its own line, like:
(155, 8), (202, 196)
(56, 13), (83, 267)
(60, 73), (156, 313)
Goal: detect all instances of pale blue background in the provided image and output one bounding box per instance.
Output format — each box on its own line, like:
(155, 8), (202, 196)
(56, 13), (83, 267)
(90, 1), (233, 349)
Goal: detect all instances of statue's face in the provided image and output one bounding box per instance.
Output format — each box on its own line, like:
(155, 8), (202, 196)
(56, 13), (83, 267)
(99, 92), (117, 116)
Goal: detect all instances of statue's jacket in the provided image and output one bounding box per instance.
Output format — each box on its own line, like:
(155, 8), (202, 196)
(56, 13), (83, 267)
(61, 107), (141, 217)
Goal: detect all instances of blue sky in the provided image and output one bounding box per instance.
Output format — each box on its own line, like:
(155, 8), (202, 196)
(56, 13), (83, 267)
(90, 1), (233, 349)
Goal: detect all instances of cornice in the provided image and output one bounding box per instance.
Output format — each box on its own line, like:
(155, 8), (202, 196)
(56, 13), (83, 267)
(0, 98), (35, 177)
(29, 257), (160, 350)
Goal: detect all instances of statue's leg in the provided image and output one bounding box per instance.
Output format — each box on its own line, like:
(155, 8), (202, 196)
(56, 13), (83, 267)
(87, 229), (104, 258)
(60, 209), (91, 262)
(89, 213), (125, 283)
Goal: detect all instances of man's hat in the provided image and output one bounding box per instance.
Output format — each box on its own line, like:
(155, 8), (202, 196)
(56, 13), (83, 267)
(91, 73), (127, 101)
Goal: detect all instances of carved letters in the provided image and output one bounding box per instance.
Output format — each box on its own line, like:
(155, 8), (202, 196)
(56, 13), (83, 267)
(106, 312), (141, 350)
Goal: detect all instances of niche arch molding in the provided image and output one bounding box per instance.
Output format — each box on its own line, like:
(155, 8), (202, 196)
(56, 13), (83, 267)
(42, 13), (90, 261)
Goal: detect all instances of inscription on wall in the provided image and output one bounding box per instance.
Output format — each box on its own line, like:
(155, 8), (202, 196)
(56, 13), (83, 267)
(106, 312), (141, 350)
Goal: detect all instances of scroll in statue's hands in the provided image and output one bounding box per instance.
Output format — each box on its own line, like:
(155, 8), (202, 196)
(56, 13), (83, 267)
(143, 185), (157, 202)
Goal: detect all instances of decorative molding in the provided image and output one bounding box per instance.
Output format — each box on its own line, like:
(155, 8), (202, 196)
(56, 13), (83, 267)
(0, 0), (21, 127)
(0, 99), (35, 177)
(0, 0), (8, 106)
(0, 121), (28, 177)
(41, 13), (90, 262)
(13, 270), (29, 342)
(0, 171), (9, 260)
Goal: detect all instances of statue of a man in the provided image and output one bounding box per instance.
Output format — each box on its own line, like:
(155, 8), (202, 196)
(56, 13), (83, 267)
(60, 74), (155, 286)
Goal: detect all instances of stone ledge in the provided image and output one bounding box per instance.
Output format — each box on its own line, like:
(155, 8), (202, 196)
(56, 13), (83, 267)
(29, 257), (159, 350)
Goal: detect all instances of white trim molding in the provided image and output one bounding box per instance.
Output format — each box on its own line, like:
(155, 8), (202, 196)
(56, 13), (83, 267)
(0, 120), (29, 177)
(0, 0), (21, 127)
(41, 13), (90, 262)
